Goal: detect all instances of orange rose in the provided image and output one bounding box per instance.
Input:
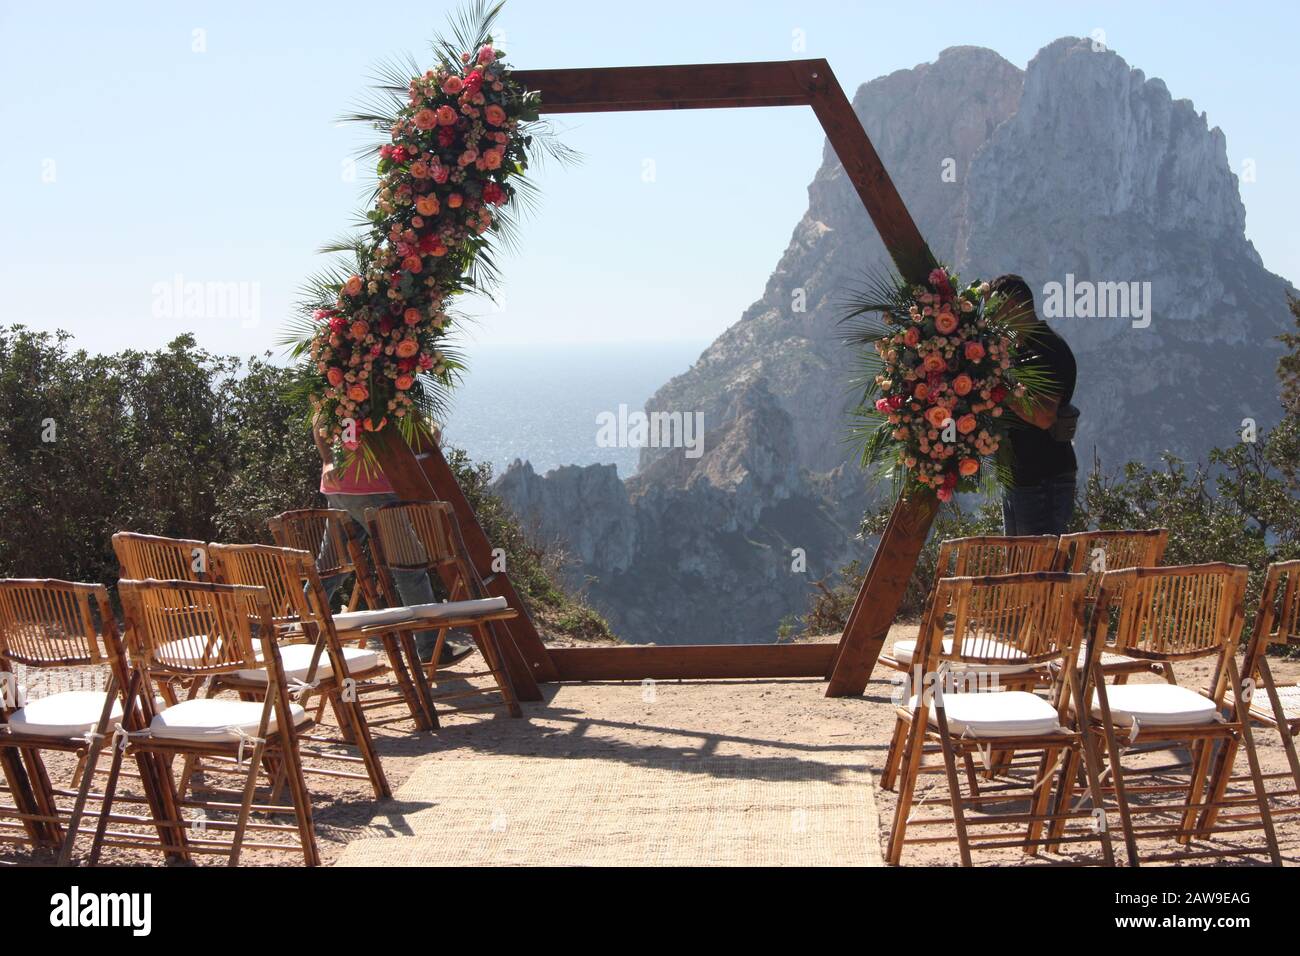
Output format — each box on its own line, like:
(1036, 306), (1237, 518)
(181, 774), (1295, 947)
(913, 382), (930, 401)
(903, 327), (920, 347)
(484, 104), (507, 126)
(395, 374), (414, 391)
(922, 353), (946, 374)
(925, 406), (951, 430)
(326, 367), (344, 388)
(413, 109), (437, 130)
(956, 414), (977, 435)
(448, 193), (463, 209)
(347, 384), (368, 402)
(952, 373), (973, 396)
(415, 194), (439, 216)
(342, 275), (363, 296)
(395, 338), (420, 358)
(934, 311), (958, 335)
(958, 458), (980, 477)
(349, 320), (368, 340)
(401, 255), (422, 274)
(403, 308), (422, 325)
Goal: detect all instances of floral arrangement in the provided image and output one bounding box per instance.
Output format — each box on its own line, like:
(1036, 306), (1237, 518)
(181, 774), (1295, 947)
(285, 0), (569, 462)
(844, 266), (1045, 501)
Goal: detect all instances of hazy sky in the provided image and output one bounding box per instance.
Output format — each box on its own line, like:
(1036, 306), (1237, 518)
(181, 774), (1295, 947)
(2, 0), (1295, 360)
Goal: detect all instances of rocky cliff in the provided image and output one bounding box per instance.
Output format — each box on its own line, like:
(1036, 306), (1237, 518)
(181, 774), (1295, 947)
(496, 38), (1298, 645)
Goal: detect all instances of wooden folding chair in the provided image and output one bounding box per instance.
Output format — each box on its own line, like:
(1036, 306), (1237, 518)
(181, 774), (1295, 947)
(268, 509), (376, 613)
(1082, 563), (1280, 865)
(0, 579), (184, 863)
(112, 532), (209, 581)
(365, 501), (526, 720)
(882, 535), (1060, 687)
(107, 579), (320, 865)
(206, 544), (391, 799)
(1056, 529), (1172, 683)
(1201, 560), (1300, 831)
(883, 570), (1114, 865)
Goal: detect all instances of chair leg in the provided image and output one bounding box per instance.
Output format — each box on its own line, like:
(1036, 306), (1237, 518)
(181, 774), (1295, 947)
(1177, 738), (1216, 846)
(933, 721), (972, 867)
(0, 744), (53, 847)
(57, 738), (109, 866)
(89, 741), (130, 866)
(1258, 658), (1300, 794)
(1026, 746), (1061, 854)
(381, 632), (433, 730)
(475, 621), (522, 718)
(881, 716), (907, 791)
(1160, 662), (1179, 685)
(227, 741), (268, 867)
(886, 715), (928, 865)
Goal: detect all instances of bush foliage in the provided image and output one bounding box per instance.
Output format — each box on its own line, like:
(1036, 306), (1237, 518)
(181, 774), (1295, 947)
(0, 326), (610, 640)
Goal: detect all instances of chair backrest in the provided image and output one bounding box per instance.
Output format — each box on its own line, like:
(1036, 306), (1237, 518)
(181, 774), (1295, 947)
(1241, 560), (1300, 680)
(1056, 528), (1168, 604)
(267, 509), (359, 579)
(1093, 563), (1247, 669)
(207, 543), (327, 634)
(117, 579), (272, 677)
(935, 535), (1061, 581)
(113, 532), (209, 582)
(0, 579), (113, 668)
(365, 501), (458, 573)
(918, 571), (1088, 673)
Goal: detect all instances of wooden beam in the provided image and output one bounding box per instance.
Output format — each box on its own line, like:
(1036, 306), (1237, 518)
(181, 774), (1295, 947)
(808, 68), (936, 283)
(548, 643), (836, 682)
(825, 491), (939, 697)
(513, 60), (822, 113)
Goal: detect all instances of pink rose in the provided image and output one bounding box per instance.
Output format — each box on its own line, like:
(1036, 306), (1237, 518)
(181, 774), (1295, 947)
(435, 105), (458, 126)
(413, 109), (437, 130)
(477, 45), (495, 64)
(484, 104), (507, 126)
(964, 341), (986, 362)
(442, 75), (464, 95)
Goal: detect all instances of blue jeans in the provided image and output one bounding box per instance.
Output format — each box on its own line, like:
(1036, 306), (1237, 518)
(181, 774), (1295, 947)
(321, 492), (440, 657)
(1002, 474), (1077, 536)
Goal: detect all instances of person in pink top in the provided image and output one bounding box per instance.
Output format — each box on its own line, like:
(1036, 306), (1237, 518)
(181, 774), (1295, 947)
(313, 427), (471, 665)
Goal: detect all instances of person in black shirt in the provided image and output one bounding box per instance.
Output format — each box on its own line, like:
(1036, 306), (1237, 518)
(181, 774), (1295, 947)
(990, 275), (1079, 535)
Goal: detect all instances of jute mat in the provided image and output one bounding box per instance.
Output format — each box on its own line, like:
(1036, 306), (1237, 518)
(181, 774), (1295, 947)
(336, 750), (880, 866)
(332, 673), (883, 867)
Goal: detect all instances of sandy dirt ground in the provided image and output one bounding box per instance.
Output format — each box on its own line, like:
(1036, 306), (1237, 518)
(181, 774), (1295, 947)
(5, 626), (1300, 867)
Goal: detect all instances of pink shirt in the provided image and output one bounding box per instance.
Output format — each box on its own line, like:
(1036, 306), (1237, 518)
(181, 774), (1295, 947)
(320, 459), (393, 496)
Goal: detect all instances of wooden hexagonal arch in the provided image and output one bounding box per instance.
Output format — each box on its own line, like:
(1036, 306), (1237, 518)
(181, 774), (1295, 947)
(366, 59), (940, 699)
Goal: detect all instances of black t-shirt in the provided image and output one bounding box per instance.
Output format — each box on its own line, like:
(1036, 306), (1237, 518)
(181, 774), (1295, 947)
(1008, 323), (1078, 487)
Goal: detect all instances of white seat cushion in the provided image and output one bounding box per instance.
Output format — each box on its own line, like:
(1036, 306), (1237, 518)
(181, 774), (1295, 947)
(908, 690), (1062, 737)
(234, 643), (381, 683)
(7, 691), (123, 739)
(149, 697), (307, 742)
(892, 637), (1033, 674)
(331, 597), (508, 633)
(1092, 683), (1218, 727)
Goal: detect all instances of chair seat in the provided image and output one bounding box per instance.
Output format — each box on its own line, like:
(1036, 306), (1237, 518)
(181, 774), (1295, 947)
(892, 637), (1033, 674)
(6, 691), (123, 739)
(331, 597), (508, 632)
(149, 697), (307, 742)
(1093, 683), (1218, 727)
(234, 643), (381, 683)
(909, 690), (1062, 737)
